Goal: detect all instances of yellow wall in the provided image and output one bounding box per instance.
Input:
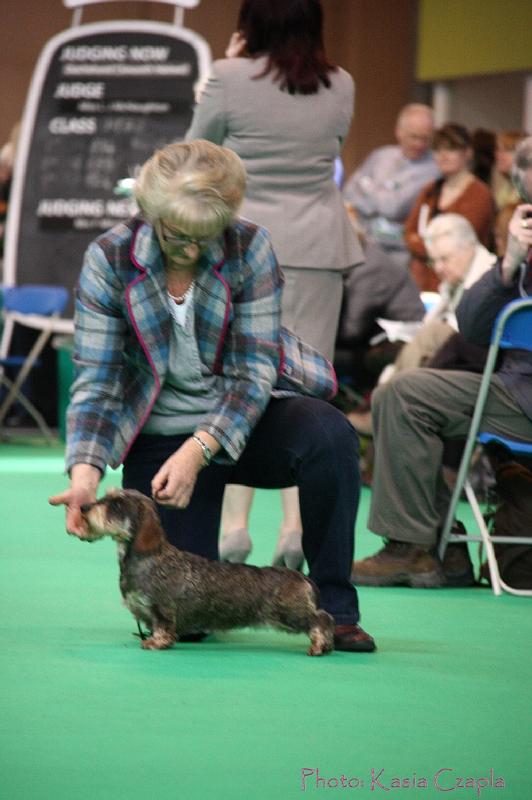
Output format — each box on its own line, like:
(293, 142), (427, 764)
(417, 0), (532, 80)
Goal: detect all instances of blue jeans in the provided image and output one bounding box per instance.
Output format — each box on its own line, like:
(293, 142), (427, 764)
(123, 397), (361, 624)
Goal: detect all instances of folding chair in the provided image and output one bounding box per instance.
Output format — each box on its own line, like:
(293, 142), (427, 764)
(438, 297), (532, 597)
(0, 284), (72, 443)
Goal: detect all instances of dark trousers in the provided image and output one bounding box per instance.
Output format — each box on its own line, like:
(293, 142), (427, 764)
(123, 396), (361, 624)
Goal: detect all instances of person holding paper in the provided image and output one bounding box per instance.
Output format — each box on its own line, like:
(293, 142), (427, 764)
(347, 213), (496, 435)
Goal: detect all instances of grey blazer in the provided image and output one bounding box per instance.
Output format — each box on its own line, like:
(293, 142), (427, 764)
(186, 56), (364, 271)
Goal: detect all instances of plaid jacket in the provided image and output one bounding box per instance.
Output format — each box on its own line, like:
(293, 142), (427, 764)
(66, 216), (337, 472)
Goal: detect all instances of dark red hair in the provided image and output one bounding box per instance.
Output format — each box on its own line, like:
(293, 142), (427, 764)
(237, 0), (336, 95)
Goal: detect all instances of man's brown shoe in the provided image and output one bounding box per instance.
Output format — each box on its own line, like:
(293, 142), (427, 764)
(442, 545), (475, 586)
(352, 540), (445, 588)
(334, 624), (376, 652)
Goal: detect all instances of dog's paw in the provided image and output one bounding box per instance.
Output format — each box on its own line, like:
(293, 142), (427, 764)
(141, 633), (174, 650)
(307, 644), (328, 656)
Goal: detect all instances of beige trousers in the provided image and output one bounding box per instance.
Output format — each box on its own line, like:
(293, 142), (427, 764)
(368, 368), (532, 547)
(280, 267), (346, 362)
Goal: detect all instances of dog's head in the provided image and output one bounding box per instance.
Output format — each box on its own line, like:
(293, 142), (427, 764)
(79, 488), (165, 553)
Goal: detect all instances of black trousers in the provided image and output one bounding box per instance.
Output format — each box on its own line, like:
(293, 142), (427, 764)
(123, 397), (361, 624)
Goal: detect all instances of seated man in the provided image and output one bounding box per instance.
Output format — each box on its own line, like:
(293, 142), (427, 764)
(343, 103), (439, 270)
(392, 213), (497, 371)
(336, 240), (425, 349)
(352, 136), (532, 588)
(347, 213), (496, 433)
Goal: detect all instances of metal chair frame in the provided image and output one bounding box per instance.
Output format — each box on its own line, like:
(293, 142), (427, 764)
(438, 297), (532, 597)
(0, 285), (72, 443)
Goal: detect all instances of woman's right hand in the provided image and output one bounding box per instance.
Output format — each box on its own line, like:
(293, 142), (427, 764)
(48, 464), (101, 536)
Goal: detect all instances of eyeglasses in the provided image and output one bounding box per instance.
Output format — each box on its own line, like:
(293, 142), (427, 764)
(159, 222), (211, 250)
(427, 254), (453, 269)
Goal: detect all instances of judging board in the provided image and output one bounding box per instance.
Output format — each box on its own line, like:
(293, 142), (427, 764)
(4, 21), (211, 310)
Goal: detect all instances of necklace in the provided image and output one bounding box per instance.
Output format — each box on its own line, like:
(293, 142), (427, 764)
(167, 281), (195, 305)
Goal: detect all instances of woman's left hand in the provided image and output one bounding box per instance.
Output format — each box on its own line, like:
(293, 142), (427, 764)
(225, 31), (247, 58)
(501, 203), (532, 283)
(151, 439), (206, 508)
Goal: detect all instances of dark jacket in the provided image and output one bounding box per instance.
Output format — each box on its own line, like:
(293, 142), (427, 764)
(456, 259), (532, 422)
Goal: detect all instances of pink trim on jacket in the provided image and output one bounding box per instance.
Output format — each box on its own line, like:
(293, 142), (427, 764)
(278, 343), (285, 376)
(117, 227), (163, 464)
(325, 356), (338, 400)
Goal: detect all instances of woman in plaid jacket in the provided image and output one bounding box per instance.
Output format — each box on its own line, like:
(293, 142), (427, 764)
(50, 140), (375, 652)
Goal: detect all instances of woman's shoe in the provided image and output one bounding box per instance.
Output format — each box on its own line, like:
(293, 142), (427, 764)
(333, 624), (376, 652)
(219, 528), (252, 563)
(272, 530), (304, 571)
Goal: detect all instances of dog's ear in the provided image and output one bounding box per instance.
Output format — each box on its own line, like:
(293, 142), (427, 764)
(132, 500), (165, 554)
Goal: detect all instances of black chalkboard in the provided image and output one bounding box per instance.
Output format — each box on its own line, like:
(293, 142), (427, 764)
(5, 21), (211, 312)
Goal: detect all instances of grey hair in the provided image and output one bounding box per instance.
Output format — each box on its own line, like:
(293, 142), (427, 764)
(134, 139), (246, 237)
(511, 135), (532, 202)
(423, 213), (478, 251)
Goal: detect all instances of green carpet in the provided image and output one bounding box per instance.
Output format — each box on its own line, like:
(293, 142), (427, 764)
(1, 443), (531, 800)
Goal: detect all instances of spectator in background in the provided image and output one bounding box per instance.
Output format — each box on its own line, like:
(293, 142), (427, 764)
(334, 241), (424, 393)
(336, 238), (425, 349)
(492, 131), (525, 212)
(347, 214), (497, 436)
(405, 123), (494, 292)
(351, 136), (532, 589)
(491, 131), (525, 257)
(343, 103), (439, 273)
(185, 0), (363, 570)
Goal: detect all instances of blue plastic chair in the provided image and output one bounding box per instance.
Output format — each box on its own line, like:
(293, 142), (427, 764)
(0, 285), (70, 443)
(438, 297), (532, 596)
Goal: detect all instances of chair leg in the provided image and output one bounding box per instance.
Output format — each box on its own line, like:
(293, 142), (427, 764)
(498, 579), (532, 597)
(463, 481), (502, 596)
(0, 376), (56, 444)
(465, 481), (532, 597)
(438, 461), (471, 561)
(0, 328), (56, 443)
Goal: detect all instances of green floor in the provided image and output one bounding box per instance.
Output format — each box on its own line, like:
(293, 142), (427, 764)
(1, 442), (531, 800)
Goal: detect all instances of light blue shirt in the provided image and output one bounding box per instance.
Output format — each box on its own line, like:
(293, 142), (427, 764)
(343, 145), (440, 249)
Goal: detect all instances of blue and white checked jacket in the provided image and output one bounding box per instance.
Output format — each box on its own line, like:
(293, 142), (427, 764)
(66, 216), (337, 472)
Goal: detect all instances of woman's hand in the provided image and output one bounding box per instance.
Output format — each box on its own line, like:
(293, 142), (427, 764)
(48, 464), (101, 536)
(225, 31), (247, 58)
(501, 203), (532, 284)
(151, 438), (207, 509)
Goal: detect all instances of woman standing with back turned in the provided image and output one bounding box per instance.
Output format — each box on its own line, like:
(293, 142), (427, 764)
(186, 0), (363, 569)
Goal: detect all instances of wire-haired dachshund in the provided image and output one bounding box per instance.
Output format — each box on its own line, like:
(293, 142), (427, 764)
(76, 489), (335, 656)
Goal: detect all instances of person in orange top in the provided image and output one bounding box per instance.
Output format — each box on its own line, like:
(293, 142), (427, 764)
(404, 123), (494, 291)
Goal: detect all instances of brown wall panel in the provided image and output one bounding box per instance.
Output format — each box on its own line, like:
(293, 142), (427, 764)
(325, 0), (417, 175)
(0, 0), (416, 176)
